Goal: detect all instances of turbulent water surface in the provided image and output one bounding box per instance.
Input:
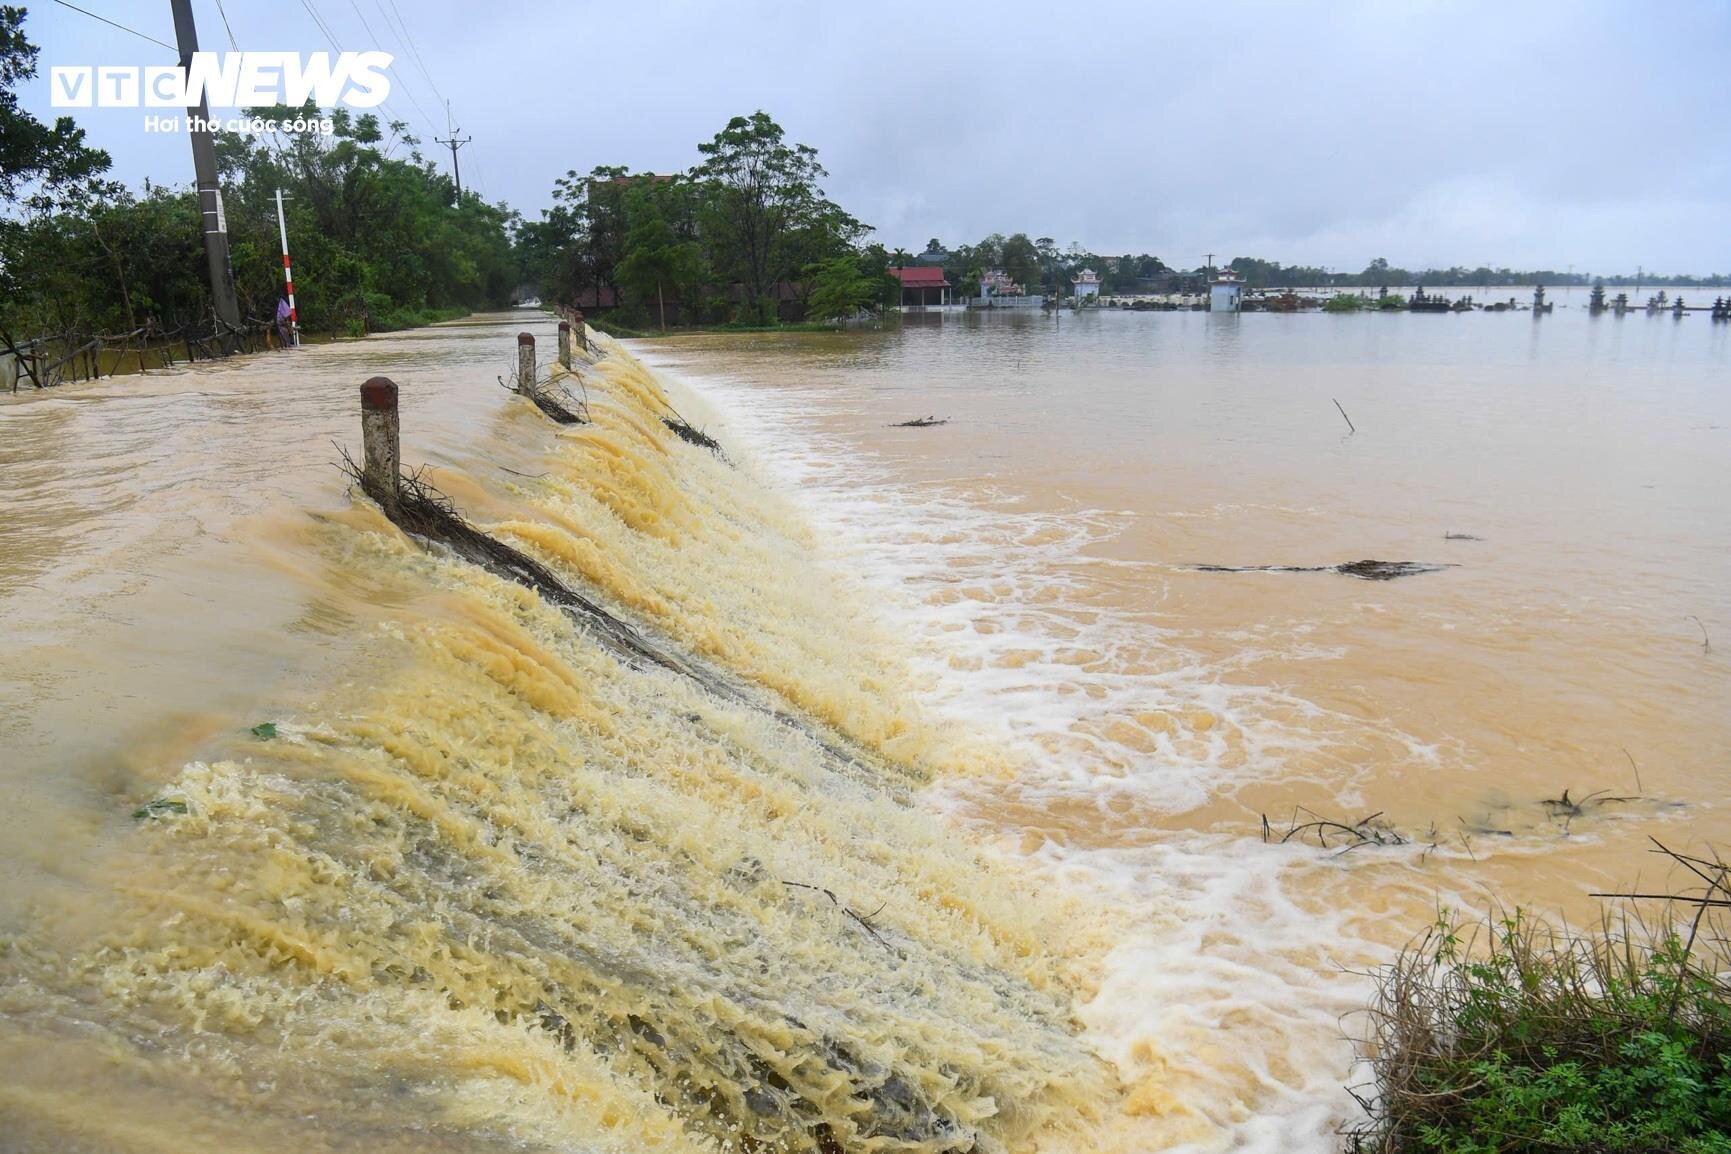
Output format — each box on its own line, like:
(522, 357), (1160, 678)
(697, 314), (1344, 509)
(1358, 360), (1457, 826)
(0, 304), (1726, 1153)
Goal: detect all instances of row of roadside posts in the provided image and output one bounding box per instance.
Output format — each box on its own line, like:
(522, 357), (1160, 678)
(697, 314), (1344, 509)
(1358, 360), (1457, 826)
(360, 311), (590, 510)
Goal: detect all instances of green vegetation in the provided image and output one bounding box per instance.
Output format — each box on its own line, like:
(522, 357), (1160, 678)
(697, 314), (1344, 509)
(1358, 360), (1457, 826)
(131, 798), (188, 820)
(1325, 293), (1373, 312)
(1354, 906), (1731, 1154)
(1, 6), (515, 342)
(249, 721), (278, 740)
(516, 112), (886, 329)
(1227, 255), (1726, 290)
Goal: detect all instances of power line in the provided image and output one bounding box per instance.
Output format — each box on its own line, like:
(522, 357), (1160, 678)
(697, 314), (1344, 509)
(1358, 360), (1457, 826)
(212, 0), (240, 51)
(298, 0), (422, 144)
(345, 0), (438, 136)
(376, 0), (444, 107)
(50, 0), (176, 53)
(298, 0), (343, 53)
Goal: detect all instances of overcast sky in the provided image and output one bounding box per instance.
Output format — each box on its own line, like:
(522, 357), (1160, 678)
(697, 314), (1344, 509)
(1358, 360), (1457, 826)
(18, 0), (1731, 273)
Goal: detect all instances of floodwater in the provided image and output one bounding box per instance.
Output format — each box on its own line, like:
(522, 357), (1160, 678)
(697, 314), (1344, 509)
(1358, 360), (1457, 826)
(635, 301), (1731, 1148)
(0, 304), (1725, 1153)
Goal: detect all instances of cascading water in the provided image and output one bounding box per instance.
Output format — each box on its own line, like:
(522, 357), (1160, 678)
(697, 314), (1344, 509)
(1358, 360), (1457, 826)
(0, 320), (1114, 1154)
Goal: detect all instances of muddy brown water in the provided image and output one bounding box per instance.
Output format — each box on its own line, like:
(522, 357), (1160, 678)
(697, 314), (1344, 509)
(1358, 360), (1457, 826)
(1, 305), (1726, 1152)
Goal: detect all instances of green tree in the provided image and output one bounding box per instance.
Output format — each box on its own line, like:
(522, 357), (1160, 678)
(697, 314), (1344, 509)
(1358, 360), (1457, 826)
(1000, 233), (1039, 290)
(0, 5), (110, 211)
(615, 181), (706, 329)
(693, 111), (834, 324)
(553, 165), (632, 309)
(3, 79), (520, 340)
(803, 255), (874, 323)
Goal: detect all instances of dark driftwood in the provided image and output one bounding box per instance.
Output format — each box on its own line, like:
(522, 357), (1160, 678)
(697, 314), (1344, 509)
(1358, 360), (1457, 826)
(338, 454), (880, 779)
(1190, 559), (1453, 581)
(662, 416), (730, 462)
(891, 415), (947, 427)
(531, 390), (585, 425)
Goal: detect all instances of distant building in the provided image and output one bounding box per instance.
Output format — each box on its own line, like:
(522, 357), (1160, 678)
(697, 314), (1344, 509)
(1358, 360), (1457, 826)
(889, 266), (953, 309)
(1209, 268), (1244, 312)
(1073, 268), (1102, 301)
(976, 270), (1044, 308)
(979, 269), (1022, 300)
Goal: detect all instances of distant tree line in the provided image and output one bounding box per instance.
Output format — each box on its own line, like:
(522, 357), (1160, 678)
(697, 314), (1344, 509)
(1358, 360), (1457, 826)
(514, 111), (895, 328)
(1221, 256), (1727, 290)
(914, 245), (1728, 297)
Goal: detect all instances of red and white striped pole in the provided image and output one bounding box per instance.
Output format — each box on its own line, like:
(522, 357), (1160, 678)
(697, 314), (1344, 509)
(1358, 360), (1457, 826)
(274, 188), (299, 347)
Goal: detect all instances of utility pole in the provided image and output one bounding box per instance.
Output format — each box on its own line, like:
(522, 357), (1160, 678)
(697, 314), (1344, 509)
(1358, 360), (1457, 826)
(170, 0), (242, 352)
(435, 101), (471, 202)
(274, 189), (300, 347)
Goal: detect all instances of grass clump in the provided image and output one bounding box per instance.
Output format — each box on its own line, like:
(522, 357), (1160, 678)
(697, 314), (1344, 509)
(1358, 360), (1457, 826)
(1325, 293), (1374, 313)
(1352, 894), (1731, 1154)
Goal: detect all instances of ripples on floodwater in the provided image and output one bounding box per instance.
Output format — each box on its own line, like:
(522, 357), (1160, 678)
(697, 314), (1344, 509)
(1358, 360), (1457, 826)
(636, 298), (1730, 1149)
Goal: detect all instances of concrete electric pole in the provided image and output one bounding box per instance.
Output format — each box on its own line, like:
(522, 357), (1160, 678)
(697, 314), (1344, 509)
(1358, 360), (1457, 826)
(436, 102), (471, 202)
(169, 0), (242, 351)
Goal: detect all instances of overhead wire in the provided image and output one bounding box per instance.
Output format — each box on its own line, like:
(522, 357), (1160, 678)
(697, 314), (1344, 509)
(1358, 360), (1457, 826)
(49, 0), (176, 54)
(374, 0), (444, 107)
(298, 0), (420, 147)
(344, 0), (439, 139)
(361, 0), (475, 198)
(212, 0), (240, 51)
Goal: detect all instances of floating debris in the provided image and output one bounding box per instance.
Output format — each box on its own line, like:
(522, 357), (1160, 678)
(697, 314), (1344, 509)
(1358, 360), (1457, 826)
(531, 390), (585, 425)
(132, 797), (188, 820)
(891, 415), (948, 427)
(662, 416), (729, 461)
(1190, 559), (1454, 581)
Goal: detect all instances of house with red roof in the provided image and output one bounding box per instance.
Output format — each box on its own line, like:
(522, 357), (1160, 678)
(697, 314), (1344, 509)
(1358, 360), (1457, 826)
(888, 265), (954, 309)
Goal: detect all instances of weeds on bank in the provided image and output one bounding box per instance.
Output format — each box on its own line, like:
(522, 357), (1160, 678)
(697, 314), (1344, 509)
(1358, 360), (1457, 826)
(1349, 842), (1731, 1154)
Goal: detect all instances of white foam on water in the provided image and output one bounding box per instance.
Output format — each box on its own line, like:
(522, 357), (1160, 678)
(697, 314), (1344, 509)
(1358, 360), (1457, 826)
(639, 350), (1462, 1151)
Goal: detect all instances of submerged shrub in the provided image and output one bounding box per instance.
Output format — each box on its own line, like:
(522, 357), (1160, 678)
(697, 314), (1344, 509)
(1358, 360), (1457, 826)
(1350, 902), (1731, 1153)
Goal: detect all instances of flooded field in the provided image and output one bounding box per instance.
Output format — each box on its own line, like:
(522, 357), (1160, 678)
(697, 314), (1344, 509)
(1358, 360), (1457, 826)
(1, 305), (1726, 1152)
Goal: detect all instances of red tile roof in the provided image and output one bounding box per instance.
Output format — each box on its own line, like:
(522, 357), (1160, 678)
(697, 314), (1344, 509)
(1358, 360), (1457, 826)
(889, 266), (950, 287)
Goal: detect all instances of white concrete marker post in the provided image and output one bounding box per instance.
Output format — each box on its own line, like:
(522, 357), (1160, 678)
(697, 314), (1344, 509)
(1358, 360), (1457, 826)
(360, 377), (400, 510)
(517, 332), (537, 395)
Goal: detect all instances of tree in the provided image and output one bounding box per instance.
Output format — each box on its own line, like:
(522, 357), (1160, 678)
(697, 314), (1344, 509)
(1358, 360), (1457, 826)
(543, 164), (634, 310)
(1000, 233), (1039, 290)
(615, 181), (706, 329)
(804, 255), (874, 323)
(3, 81), (519, 339)
(0, 6), (111, 211)
(694, 111), (833, 324)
